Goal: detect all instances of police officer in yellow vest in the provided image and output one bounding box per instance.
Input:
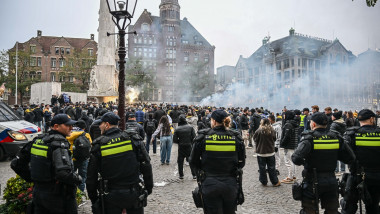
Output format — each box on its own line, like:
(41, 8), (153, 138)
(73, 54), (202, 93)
(291, 112), (355, 214)
(86, 112), (153, 214)
(11, 114), (82, 214)
(340, 109), (380, 214)
(189, 109), (246, 214)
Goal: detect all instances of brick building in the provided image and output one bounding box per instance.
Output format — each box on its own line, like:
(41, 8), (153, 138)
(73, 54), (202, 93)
(128, 0), (215, 102)
(9, 30), (97, 87)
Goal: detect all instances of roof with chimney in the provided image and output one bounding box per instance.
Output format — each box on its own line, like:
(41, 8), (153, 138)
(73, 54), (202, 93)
(9, 31), (97, 53)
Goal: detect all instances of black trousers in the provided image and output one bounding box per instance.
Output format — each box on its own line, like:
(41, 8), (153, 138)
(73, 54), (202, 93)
(101, 189), (144, 214)
(33, 185), (77, 214)
(201, 177), (238, 214)
(178, 144), (196, 177)
(300, 176), (339, 214)
(257, 155), (278, 185)
(341, 172), (380, 214)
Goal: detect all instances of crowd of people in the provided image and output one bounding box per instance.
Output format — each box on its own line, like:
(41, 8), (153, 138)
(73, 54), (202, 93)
(9, 99), (380, 214)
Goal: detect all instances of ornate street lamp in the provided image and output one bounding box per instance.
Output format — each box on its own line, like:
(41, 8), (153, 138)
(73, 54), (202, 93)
(106, 0), (138, 130)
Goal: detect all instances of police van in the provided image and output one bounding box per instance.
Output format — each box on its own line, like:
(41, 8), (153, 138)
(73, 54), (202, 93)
(0, 101), (41, 161)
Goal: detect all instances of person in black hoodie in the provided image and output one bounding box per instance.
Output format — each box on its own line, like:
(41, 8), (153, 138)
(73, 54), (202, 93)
(330, 110), (347, 175)
(249, 109), (262, 152)
(32, 104), (43, 129)
(170, 106), (181, 130)
(89, 109), (108, 141)
(280, 110), (299, 184)
(173, 115), (196, 179)
(240, 108), (250, 148)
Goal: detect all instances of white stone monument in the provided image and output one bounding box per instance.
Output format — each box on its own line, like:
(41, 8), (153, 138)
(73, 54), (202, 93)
(87, 0), (119, 103)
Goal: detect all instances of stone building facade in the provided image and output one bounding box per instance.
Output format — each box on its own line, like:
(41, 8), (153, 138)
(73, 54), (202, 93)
(128, 0), (215, 102)
(216, 65), (235, 92)
(9, 30), (97, 86)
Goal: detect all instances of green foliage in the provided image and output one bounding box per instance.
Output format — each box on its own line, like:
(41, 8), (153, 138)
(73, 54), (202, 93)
(0, 175), (85, 213)
(1, 175), (33, 214)
(125, 58), (156, 101)
(62, 49), (96, 92)
(4, 48), (41, 104)
(185, 61), (213, 102)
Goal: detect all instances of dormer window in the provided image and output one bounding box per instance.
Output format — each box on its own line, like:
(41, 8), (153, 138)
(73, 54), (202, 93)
(141, 23), (150, 31)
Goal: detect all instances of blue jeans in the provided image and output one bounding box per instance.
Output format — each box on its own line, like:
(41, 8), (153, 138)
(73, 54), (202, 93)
(160, 136), (172, 164)
(145, 134), (157, 154)
(74, 159), (89, 192)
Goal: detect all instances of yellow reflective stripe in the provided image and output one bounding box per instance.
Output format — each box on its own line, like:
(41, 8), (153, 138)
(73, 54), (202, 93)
(314, 140), (339, 143)
(206, 140), (235, 144)
(101, 140), (131, 149)
(206, 145), (236, 152)
(31, 147), (47, 157)
(356, 137), (380, 140)
(356, 141), (380, 147)
(101, 144), (133, 156)
(314, 143), (339, 150)
(32, 144), (48, 149)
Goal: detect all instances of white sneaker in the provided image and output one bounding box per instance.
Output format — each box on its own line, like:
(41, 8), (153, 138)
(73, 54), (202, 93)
(185, 161), (189, 166)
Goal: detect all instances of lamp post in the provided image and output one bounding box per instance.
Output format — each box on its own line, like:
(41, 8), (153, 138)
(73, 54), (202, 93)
(106, 0), (137, 130)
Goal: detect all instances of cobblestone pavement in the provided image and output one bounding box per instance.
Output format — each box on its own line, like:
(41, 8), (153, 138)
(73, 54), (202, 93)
(1, 145), (353, 213)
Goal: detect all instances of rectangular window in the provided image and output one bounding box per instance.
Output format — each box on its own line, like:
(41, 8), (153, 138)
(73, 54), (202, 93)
(88, 49), (93, 56)
(298, 58), (301, 66)
(276, 61), (281, 70)
(315, 60), (320, 70)
(30, 45), (36, 54)
(292, 70), (295, 79)
(55, 47), (59, 55)
(69, 75), (74, 82)
(291, 58), (294, 67)
(284, 71), (290, 80)
(66, 48), (70, 55)
(302, 58), (307, 67)
(298, 69), (301, 78)
(59, 58), (65, 67)
(59, 75), (65, 82)
(283, 59), (290, 69)
(254, 67), (259, 75)
(30, 57), (37, 67)
(184, 56), (189, 62)
(51, 58), (56, 68)
(37, 57), (42, 66)
(308, 59), (313, 68)
(51, 73), (56, 82)
(168, 26), (174, 32)
(61, 48), (65, 55)
(277, 72), (282, 82)
(194, 53), (199, 62)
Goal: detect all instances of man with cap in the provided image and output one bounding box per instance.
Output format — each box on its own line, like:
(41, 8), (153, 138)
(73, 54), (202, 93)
(340, 109), (380, 214)
(86, 112), (153, 214)
(190, 109), (246, 213)
(10, 114), (82, 214)
(126, 113), (145, 140)
(291, 112), (355, 214)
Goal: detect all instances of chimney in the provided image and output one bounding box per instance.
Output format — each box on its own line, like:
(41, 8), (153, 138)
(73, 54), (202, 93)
(91, 34), (94, 40)
(37, 30), (42, 37)
(289, 28), (295, 36)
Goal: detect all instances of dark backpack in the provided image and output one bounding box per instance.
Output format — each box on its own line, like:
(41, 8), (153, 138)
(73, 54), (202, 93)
(146, 120), (156, 135)
(73, 132), (91, 161)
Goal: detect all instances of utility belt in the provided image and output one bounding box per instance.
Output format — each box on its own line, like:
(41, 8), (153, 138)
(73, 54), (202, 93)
(34, 181), (76, 198)
(302, 170), (335, 180)
(203, 172), (236, 178)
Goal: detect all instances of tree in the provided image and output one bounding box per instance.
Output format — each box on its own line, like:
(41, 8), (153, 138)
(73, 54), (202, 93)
(6, 49), (41, 105)
(61, 49), (96, 92)
(184, 61), (212, 102)
(125, 58), (156, 101)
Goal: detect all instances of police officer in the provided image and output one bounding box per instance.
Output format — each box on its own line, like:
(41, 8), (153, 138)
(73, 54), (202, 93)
(189, 109), (246, 214)
(340, 109), (380, 214)
(11, 114), (82, 214)
(86, 112), (153, 214)
(291, 112), (355, 214)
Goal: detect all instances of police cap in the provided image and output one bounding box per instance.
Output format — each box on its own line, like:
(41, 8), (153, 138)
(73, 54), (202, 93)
(311, 112), (328, 126)
(357, 109), (376, 121)
(101, 112), (121, 125)
(51, 114), (77, 126)
(211, 109), (228, 123)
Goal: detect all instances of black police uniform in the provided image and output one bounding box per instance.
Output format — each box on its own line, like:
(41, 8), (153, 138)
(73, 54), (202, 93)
(292, 125), (355, 214)
(86, 127), (153, 214)
(340, 110), (380, 214)
(189, 126), (246, 214)
(11, 130), (82, 214)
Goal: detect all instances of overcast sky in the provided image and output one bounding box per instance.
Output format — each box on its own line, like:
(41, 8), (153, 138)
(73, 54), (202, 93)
(1, 0), (379, 72)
